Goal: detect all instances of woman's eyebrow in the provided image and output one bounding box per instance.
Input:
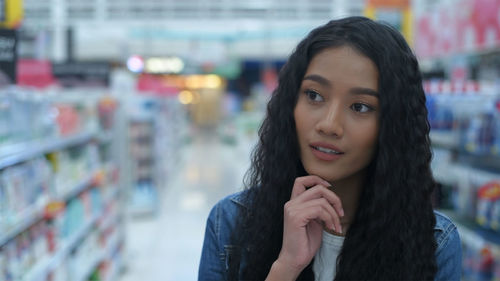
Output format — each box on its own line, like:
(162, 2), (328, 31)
(350, 87), (379, 98)
(304, 74), (379, 98)
(303, 74), (331, 87)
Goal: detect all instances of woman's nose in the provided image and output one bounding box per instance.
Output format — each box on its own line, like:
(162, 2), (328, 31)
(315, 104), (344, 137)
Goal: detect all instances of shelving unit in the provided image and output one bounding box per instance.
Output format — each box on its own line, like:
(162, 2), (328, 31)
(128, 116), (158, 216)
(0, 92), (126, 281)
(25, 213), (100, 281)
(0, 147), (101, 247)
(427, 82), (500, 279)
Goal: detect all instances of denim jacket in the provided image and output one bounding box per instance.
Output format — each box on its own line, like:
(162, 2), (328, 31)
(198, 191), (462, 281)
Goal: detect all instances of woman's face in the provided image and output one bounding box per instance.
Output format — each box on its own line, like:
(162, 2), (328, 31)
(294, 46), (380, 183)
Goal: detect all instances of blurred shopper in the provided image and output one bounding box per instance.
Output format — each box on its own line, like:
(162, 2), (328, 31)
(199, 16), (461, 281)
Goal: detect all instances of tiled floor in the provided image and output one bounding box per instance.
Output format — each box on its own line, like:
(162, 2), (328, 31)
(119, 127), (254, 281)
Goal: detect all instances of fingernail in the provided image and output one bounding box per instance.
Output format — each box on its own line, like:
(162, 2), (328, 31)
(340, 209), (345, 217)
(331, 224), (336, 232)
(339, 226), (343, 234)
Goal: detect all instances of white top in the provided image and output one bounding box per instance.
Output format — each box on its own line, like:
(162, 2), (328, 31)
(313, 230), (345, 281)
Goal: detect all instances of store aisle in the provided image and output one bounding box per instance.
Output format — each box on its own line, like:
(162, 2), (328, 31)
(120, 127), (252, 281)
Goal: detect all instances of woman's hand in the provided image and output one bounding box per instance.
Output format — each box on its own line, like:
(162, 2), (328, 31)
(266, 175), (344, 281)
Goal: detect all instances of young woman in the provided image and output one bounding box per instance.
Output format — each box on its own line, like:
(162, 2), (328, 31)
(198, 16), (462, 280)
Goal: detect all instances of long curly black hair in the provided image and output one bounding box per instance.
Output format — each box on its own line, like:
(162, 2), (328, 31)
(232, 16), (437, 280)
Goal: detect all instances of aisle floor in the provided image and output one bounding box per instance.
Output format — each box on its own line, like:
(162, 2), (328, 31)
(119, 128), (252, 281)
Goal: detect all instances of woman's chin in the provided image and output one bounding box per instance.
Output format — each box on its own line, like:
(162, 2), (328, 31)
(305, 169), (339, 184)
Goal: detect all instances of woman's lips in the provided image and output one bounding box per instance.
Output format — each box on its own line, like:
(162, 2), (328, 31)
(309, 142), (344, 161)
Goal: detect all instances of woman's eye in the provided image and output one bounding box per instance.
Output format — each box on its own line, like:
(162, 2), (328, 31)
(351, 103), (373, 113)
(305, 90), (323, 102)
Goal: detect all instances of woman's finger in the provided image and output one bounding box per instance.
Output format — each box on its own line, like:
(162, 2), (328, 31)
(293, 198), (342, 233)
(288, 202), (339, 233)
(290, 175), (331, 199)
(294, 185), (344, 218)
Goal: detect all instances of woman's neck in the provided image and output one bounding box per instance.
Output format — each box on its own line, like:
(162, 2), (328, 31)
(325, 170), (366, 236)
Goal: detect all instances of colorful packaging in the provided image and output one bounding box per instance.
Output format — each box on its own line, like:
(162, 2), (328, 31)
(477, 181), (500, 231)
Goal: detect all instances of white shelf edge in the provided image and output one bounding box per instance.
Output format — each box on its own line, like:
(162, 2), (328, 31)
(97, 131), (114, 144)
(106, 233), (123, 259)
(128, 204), (157, 217)
(429, 131), (460, 150)
(58, 172), (97, 202)
(433, 163), (500, 187)
(104, 235), (125, 281)
(0, 132), (96, 170)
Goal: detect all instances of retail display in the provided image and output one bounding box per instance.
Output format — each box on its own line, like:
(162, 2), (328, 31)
(125, 96), (186, 216)
(0, 87), (124, 281)
(427, 80), (500, 280)
(128, 118), (158, 215)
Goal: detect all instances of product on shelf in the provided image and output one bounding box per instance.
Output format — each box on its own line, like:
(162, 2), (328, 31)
(97, 97), (118, 131)
(462, 110), (499, 156)
(0, 88), (56, 147)
(425, 80), (500, 157)
(54, 104), (82, 137)
(477, 181), (500, 231)
(45, 142), (100, 198)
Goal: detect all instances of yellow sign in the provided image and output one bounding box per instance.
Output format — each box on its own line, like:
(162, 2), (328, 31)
(364, 0), (413, 47)
(367, 0), (409, 8)
(1, 0), (23, 28)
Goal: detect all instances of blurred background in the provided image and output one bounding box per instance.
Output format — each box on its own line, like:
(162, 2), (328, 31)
(0, 0), (499, 280)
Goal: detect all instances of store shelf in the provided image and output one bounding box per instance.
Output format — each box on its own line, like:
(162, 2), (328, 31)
(0, 132), (95, 170)
(0, 172), (97, 247)
(104, 240), (124, 281)
(106, 262), (121, 281)
(58, 172), (97, 202)
(24, 213), (101, 281)
(433, 161), (500, 187)
(76, 231), (124, 281)
(0, 197), (49, 247)
(97, 131), (114, 144)
(457, 153), (500, 172)
(105, 234), (125, 281)
(129, 115), (154, 122)
(100, 211), (120, 232)
(430, 131), (460, 150)
(106, 233), (123, 260)
(76, 249), (106, 281)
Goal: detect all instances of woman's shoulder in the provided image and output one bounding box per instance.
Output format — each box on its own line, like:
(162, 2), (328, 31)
(433, 210), (456, 232)
(433, 210), (461, 251)
(205, 190), (250, 244)
(207, 190), (251, 226)
(213, 189), (250, 211)
(433, 210), (462, 280)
